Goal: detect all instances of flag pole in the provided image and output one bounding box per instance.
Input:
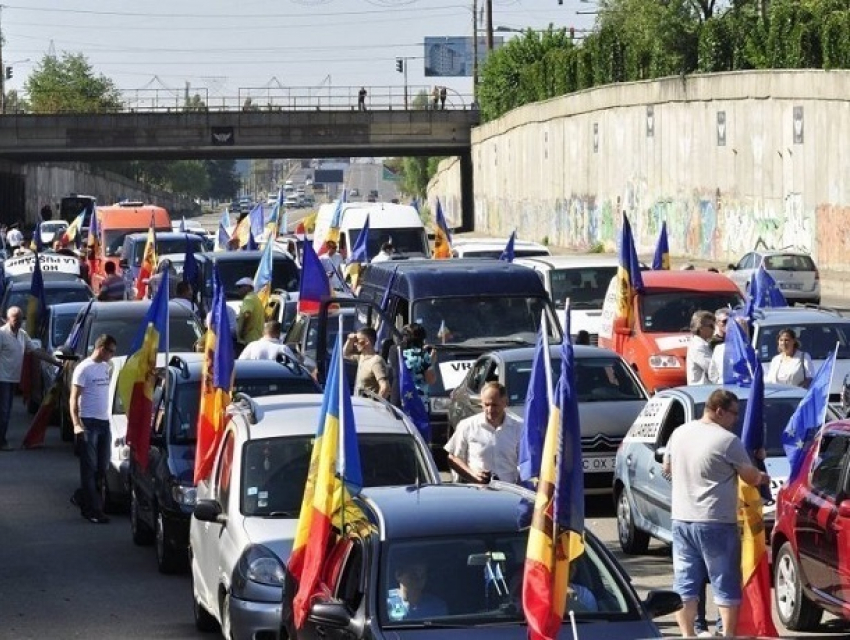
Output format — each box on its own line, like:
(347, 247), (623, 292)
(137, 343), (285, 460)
(163, 270), (171, 425)
(337, 313), (346, 534)
(541, 311), (554, 406)
(820, 343), (839, 426)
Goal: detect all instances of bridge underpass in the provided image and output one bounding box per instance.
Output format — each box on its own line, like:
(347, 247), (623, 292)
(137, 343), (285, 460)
(0, 107), (479, 230)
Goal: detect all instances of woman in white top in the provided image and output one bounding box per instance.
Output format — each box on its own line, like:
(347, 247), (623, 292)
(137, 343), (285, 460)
(765, 328), (813, 388)
(686, 310), (715, 384)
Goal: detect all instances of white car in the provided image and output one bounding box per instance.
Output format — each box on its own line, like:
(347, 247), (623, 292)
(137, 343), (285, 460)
(726, 250), (820, 305)
(515, 255), (620, 341)
(189, 393), (440, 640)
(39, 220), (69, 245)
(172, 219), (207, 235)
(451, 237), (550, 259)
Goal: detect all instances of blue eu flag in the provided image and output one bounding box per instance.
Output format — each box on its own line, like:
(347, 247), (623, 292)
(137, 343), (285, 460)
(399, 355), (430, 442)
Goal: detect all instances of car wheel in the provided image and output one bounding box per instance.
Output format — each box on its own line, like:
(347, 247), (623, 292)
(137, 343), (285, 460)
(130, 487), (154, 546)
(192, 567), (219, 633)
(220, 591), (234, 640)
(774, 541), (823, 631)
(156, 509), (186, 574)
(616, 487), (650, 554)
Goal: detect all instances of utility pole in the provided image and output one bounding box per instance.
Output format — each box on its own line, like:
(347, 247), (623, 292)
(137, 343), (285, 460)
(486, 0), (494, 51)
(472, 0), (479, 100)
(0, 5), (5, 115)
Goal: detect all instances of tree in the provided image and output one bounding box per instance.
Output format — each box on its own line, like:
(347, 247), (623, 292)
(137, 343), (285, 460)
(24, 52), (122, 113)
(205, 159), (240, 200)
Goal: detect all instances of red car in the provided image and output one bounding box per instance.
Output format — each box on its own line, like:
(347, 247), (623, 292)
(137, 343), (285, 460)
(771, 420), (850, 631)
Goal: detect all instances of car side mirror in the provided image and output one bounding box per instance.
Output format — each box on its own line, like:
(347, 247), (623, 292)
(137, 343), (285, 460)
(727, 263), (736, 271)
(308, 601), (352, 629)
(613, 316), (631, 336)
(654, 446), (667, 464)
(643, 589), (682, 618)
(193, 499), (226, 524)
(54, 349), (79, 362)
(838, 499), (850, 519)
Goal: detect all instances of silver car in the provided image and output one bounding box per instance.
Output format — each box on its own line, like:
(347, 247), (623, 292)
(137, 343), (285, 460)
(613, 383), (842, 554)
(449, 345), (649, 495)
(727, 250), (820, 305)
(189, 393), (440, 640)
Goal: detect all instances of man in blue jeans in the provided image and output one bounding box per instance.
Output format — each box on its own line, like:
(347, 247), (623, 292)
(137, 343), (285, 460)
(663, 389), (770, 637)
(70, 334), (117, 524)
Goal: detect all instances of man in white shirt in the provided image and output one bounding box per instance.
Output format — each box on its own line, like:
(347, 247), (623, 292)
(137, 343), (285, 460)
(319, 240), (345, 291)
(0, 306), (60, 450)
(686, 310), (715, 385)
(238, 321), (298, 361)
(6, 225), (23, 250)
(371, 242), (394, 263)
(444, 382), (521, 484)
(70, 334), (117, 524)
(172, 281), (200, 319)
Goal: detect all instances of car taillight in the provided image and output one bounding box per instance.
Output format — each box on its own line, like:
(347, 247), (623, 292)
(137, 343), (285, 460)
(814, 269), (820, 281)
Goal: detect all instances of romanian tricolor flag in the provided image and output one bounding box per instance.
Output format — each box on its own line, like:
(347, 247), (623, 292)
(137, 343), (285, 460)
(651, 220), (670, 270)
(615, 212), (644, 336)
(193, 266), (235, 484)
(253, 234), (274, 310)
(522, 325), (585, 640)
(433, 198), (452, 259)
(117, 270), (169, 469)
(30, 219), (45, 252)
(60, 206), (87, 248)
(318, 189), (347, 256)
(234, 204), (265, 248)
(26, 253), (47, 336)
(135, 219), (157, 299)
(737, 362), (779, 637)
(288, 331), (362, 629)
(298, 239), (331, 314)
(86, 204), (101, 261)
(266, 188), (284, 239)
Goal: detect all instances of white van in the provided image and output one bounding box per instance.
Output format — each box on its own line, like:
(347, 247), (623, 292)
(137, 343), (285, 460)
(514, 255), (620, 341)
(312, 201), (430, 259)
(451, 238), (550, 259)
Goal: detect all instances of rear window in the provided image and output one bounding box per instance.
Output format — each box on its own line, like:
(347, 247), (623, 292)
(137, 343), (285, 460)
(130, 236), (206, 267)
(6, 287), (92, 317)
(755, 323), (850, 361)
(641, 292), (742, 333)
(764, 255), (816, 272)
(345, 226), (428, 257)
(88, 315), (201, 357)
(550, 267), (617, 310)
(214, 258), (300, 299)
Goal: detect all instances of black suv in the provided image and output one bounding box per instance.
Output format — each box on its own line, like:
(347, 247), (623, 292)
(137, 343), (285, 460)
(129, 354), (320, 573)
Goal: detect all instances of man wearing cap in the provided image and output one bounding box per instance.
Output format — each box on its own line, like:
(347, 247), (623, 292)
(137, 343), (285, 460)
(235, 277), (265, 353)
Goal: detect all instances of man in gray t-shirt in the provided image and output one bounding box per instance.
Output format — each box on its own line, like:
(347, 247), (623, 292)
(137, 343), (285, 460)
(662, 389), (770, 638)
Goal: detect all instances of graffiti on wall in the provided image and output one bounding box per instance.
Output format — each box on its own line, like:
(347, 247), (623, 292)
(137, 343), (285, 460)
(815, 204), (850, 270)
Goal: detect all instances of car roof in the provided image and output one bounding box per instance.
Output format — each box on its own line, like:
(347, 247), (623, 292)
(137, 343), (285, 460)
(752, 307), (846, 325)
(640, 270), (741, 291)
(453, 238), (548, 250)
(656, 382), (809, 403)
(242, 393), (414, 438)
(754, 250), (812, 258)
(168, 355), (313, 382)
(477, 344), (622, 362)
(360, 484), (529, 539)
(197, 250), (292, 263)
(48, 301), (91, 316)
(6, 275), (89, 287)
(363, 259), (547, 299)
(123, 231), (206, 242)
(87, 300), (199, 319)
(515, 255), (620, 269)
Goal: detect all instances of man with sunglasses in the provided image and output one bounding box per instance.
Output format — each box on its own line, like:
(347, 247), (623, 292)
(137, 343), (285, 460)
(709, 308), (730, 351)
(69, 334), (117, 524)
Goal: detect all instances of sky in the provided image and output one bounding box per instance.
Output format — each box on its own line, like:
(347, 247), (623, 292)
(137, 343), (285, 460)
(1, 0), (598, 109)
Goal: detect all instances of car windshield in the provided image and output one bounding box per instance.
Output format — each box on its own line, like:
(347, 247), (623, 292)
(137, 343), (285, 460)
(412, 296), (555, 347)
(550, 267), (617, 310)
(505, 357), (644, 405)
(380, 533), (629, 628)
(241, 434), (429, 516)
(88, 315), (201, 357)
(755, 323), (850, 361)
(129, 236), (206, 267)
(165, 376), (319, 443)
(305, 314), (357, 358)
(640, 292), (742, 333)
(458, 249), (549, 259)
(6, 287), (92, 317)
(42, 222), (68, 233)
(51, 313), (80, 347)
(104, 230), (141, 257)
(346, 227), (428, 257)
(215, 258), (300, 299)
(764, 254), (816, 272)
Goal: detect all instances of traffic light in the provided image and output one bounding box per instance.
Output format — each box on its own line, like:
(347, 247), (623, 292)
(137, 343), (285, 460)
(396, 58), (403, 73)
(4, 67), (11, 80)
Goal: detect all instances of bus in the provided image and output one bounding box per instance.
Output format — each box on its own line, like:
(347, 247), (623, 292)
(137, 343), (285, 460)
(59, 194), (97, 234)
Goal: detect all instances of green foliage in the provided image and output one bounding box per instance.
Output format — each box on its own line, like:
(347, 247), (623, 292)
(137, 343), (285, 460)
(478, 0), (850, 121)
(24, 53), (122, 114)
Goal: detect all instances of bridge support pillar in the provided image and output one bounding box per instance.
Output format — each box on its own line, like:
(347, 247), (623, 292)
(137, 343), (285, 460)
(459, 151), (474, 233)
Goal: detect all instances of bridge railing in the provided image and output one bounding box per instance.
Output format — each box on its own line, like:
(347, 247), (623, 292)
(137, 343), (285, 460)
(119, 85), (476, 113)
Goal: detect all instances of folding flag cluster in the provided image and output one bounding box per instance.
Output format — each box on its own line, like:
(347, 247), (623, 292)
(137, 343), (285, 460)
(432, 198), (452, 259)
(288, 332), (362, 629)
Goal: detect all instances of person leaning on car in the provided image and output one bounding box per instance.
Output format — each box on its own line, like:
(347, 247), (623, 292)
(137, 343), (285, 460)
(662, 389), (770, 638)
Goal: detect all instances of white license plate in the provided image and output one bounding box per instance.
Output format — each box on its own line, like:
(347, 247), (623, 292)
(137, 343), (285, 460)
(582, 456), (615, 473)
(779, 282), (802, 290)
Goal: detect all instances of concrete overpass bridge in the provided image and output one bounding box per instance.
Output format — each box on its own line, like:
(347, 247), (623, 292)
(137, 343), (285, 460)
(0, 85), (480, 229)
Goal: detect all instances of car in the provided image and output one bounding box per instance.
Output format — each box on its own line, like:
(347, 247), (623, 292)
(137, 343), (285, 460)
(727, 250), (820, 305)
(750, 307), (850, 407)
(349, 187), (360, 197)
(284, 308), (357, 375)
(171, 219), (207, 236)
(190, 393), (441, 640)
(280, 482), (682, 639)
(450, 345), (649, 495)
(0, 272), (93, 322)
(451, 237), (551, 259)
(515, 255), (621, 339)
(613, 383), (843, 555)
(39, 220), (69, 245)
(771, 420), (850, 631)
(119, 231), (208, 284)
(127, 355), (321, 574)
(58, 301), (204, 441)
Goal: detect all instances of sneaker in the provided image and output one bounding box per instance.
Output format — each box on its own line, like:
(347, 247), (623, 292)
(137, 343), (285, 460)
(696, 631), (713, 638)
(87, 514), (110, 524)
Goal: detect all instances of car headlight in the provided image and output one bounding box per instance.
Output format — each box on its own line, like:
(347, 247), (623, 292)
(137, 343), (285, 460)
(231, 544), (285, 597)
(171, 483), (196, 506)
(430, 397), (451, 413)
(648, 354), (682, 369)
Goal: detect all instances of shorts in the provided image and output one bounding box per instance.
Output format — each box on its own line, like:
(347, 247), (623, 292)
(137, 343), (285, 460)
(672, 521), (741, 606)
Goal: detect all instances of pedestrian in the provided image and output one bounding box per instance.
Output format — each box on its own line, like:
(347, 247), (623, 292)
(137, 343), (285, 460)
(0, 307), (61, 451)
(662, 389), (770, 638)
(444, 381), (521, 484)
(439, 86), (447, 110)
(686, 310), (714, 385)
(6, 224), (23, 250)
(343, 327), (391, 399)
(172, 280), (200, 318)
(239, 320), (298, 361)
(97, 261), (127, 301)
(575, 330), (591, 346)
(371, 241), (394, 263)
(358, 86), (367, 111)
(765, 328), (813, 388)
(708, 316), (749, 385)
(235, 277), (265, 353)
(708, 308), (729, 350)
(69, 334), (117, 524)
(431, 86), (439, 110)
(319, 239), (345, 291)
(399, 323), (437, 400)
(40, 204), (53, 220)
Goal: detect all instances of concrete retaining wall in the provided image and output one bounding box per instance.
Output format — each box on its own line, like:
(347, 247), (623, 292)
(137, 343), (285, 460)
(428, 70), (850, 272)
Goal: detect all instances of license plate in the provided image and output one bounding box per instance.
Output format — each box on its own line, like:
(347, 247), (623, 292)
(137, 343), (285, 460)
(779, 282), (802, 290)
(582, 456), (615, 473)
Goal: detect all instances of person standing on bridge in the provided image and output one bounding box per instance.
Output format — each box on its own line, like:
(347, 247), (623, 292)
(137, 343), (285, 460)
(439, 87), (447, 110)
(431, 86), (439, 110)
(358, 87), (367, 111)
